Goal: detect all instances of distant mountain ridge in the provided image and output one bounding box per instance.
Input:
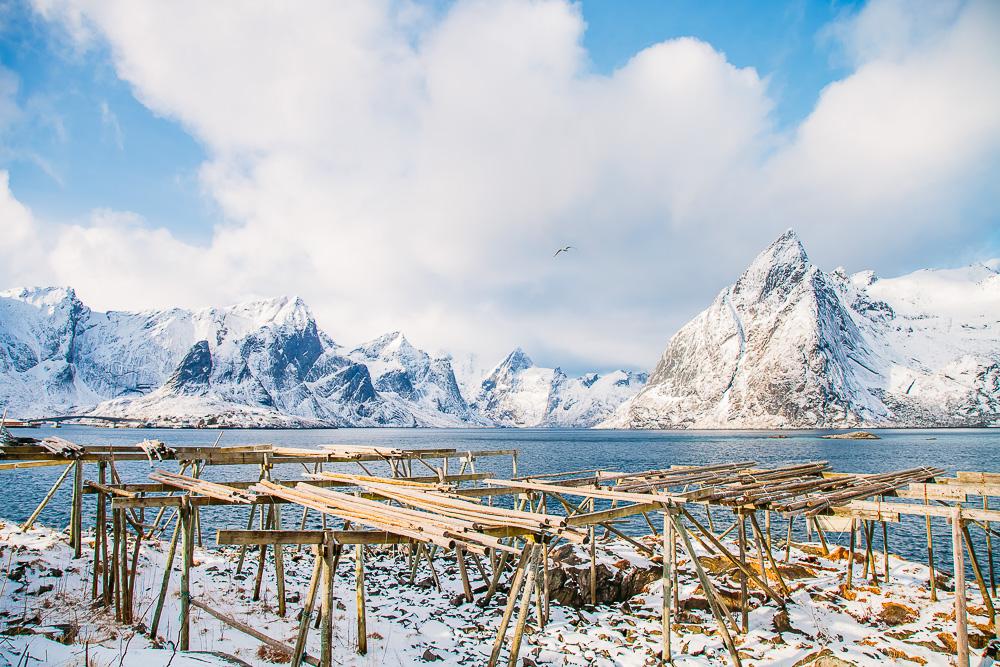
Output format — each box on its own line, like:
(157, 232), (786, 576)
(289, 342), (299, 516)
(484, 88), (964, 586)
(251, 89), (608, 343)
(602, 230), (1000, 429)
(0, 287), (642, 427)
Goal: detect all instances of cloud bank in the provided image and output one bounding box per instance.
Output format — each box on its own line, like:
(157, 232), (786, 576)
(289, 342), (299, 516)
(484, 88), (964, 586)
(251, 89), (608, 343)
(7, 0), (1000, 372)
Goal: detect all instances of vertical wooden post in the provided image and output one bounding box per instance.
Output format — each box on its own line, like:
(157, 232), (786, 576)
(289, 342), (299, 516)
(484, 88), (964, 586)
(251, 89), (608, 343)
(881, 520), (889, 583)
(321, 538), (334, 667)
(273, 504), (286, 617)
(72, 460), (83, 558)
(952, 508), (969, 667)
(784, 515), (794, 562)
(589, 524), (597, 606)
(92, 487), (103, 599)
(925, 499), (937, 601)
(662, 510), (673, 665)
(113, 509), (122, 621)
(845, 518), (856, 589)
(737, 512), (748, 633)
(356, 544), (367, 655)
(541, 538), (550, 624)
(179, 498), (192, 652)
(985, 496), (996, 597)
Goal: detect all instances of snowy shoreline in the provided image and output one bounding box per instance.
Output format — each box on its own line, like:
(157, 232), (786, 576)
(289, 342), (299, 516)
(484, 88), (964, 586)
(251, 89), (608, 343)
(0, 518), (992, 666)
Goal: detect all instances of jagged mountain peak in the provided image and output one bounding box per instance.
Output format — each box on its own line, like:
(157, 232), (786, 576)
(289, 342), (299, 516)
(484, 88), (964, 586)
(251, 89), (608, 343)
(732, 229), (812, 303)
(354, 331), (416, 358)
(494, 347), (534, 375)
(605, 233), (1000, 429)
(1, 286), (82, 311)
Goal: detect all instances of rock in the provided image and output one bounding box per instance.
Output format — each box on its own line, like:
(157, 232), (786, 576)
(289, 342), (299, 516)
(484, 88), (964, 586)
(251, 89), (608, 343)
(878, 601), (918, 626)
(421, 648), (443, 661)
(772, 609), (804, 635)
(545, 544), (659, 607)
(820, 431), (880, 440)
(792, 647), (857, 666)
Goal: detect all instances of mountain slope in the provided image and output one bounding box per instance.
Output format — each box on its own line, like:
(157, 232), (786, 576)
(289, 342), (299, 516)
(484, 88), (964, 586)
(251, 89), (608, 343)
(0, 290), (464, 427)
(604, 230), (1000, 429)
(473, 349), (646, 427)
(348, 332), (483, 426)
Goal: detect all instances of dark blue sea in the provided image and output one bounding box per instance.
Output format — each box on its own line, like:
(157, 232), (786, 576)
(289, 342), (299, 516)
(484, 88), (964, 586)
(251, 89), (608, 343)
(4, 425), (998, 576)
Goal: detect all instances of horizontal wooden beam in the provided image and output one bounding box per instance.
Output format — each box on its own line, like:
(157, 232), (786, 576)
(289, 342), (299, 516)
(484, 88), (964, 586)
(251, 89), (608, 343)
(216, 529), (412, 545)
(83, 472), (493, 494)
(565, 502), (662, 526)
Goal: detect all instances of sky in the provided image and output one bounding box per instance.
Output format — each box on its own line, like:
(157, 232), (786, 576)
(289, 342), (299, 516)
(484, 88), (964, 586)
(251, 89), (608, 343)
(0, 0), (998, 376)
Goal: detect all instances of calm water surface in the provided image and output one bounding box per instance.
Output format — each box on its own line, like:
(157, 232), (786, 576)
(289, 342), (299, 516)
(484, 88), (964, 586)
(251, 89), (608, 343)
(4, 426), (997, 576)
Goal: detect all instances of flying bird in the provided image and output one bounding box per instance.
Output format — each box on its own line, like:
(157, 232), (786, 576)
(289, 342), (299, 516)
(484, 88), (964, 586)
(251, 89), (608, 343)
(553, 245), (573, 257)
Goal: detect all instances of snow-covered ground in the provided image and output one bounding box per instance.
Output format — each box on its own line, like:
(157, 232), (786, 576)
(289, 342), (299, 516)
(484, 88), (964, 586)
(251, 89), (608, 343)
(0, 518), (990, 666)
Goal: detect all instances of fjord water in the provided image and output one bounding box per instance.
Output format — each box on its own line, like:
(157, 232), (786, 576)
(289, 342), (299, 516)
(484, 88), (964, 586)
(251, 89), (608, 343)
(5, 426), (998, 574)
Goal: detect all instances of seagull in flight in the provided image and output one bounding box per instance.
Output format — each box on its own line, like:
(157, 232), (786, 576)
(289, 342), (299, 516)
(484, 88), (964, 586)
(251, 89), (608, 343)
(553, 245), (573, 257)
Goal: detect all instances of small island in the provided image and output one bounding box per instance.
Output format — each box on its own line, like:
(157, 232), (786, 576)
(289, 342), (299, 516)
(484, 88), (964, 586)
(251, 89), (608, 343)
(820, 431), (881, 440)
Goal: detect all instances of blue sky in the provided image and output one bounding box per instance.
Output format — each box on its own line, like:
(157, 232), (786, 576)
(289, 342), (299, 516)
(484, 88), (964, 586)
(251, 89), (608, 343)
(1, 0), (862, 244)
(1, 0), (998, 374)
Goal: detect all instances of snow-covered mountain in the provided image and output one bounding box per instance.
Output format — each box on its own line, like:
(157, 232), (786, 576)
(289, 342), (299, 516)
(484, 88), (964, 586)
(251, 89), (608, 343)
(348, 332), (484, 426)
(472, 348), (647, 427)
(0, 288), (642, 428)
(603, 230), (1000, 429)
(0, 289), (475, 427)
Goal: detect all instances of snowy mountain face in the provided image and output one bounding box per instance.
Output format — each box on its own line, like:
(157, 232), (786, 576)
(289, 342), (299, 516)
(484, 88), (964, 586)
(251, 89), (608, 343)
(0, 289), (472, 427)
(348, 332), (482, 426)
(604, 230), (1000, 429)
(0, 289), (637, 428)
(473, 349), (647, 427)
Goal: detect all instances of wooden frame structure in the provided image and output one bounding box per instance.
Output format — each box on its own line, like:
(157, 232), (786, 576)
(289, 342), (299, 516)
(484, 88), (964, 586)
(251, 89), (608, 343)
(2, 435), (997, 667)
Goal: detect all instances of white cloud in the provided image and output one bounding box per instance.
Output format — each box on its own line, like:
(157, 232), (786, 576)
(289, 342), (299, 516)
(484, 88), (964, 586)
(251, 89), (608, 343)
(14, 0), (1000, 372)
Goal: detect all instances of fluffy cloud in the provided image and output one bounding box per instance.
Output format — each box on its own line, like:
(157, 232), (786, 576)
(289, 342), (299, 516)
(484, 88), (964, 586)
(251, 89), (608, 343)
(14, 0), (1000, 371)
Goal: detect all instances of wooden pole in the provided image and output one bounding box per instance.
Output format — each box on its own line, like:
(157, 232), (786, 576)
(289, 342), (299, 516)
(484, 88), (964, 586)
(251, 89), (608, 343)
(273, 504), (286, 617)
(952, 508), (969, 667)
(100, 463), (111, 604)
(179, 498), (192, 651)
(662, 511), (673, 665)
(321, 539), (334, 667)
(985, 496), (996, 597)
(881, 520), (889, 582)
(488, 546), (532, 667)
(149, 513), (181, 639)
(749, 511), (789, 596)
(356, 544), (367, 655)
(506, 546), (540, 667)
(846, 518), (856, 590)
(671, 515), (742, 667)
(926, 498), (937, 601)
(589, 524), (597, 606)
(737, 512), (748, 633)
(72, 460), (83, 558)
(960, 522), (995, 621)
(21, 463), (74, 532)
(784, 515), (794, 562)
(457, 546), (473, 603)
(291, 546), (324, 667)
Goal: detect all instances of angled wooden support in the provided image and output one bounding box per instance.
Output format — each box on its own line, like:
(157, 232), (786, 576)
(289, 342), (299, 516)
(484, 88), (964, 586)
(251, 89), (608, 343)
(291, 545), (324, 667)
(21, 463), (74, 532)
(488, 545), (533, 667)
(149, 513), (181, 639)
(670, 514), (742, 667)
